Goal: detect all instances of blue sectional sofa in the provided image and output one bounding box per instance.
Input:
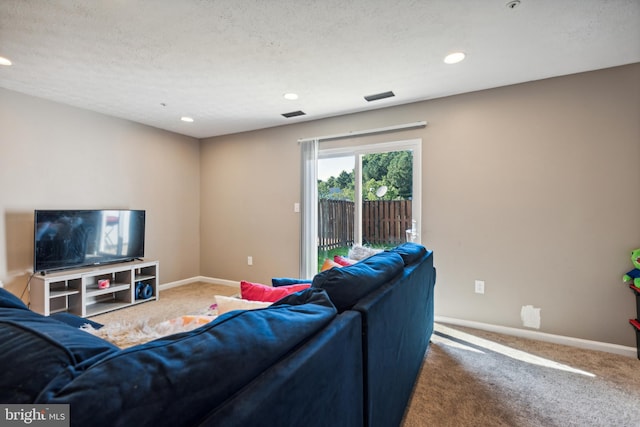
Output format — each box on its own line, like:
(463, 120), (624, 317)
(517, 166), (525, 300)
(0, 243), (436, 427)
(353, 245), (436, 427)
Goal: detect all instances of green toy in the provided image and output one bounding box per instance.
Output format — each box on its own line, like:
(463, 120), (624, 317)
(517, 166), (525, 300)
(622, 248), (640, 288)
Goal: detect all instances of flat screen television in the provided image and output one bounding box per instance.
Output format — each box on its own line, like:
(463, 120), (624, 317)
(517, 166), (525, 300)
(34, 209), (145, 273)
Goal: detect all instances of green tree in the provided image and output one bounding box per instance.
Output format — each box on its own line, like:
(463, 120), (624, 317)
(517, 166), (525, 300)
(363, 153), (390, 182)
(361, 151), (412, 200)
(387, 151), (413, 199)
(336, 170), (354, 190)
(318, 169), (355, 201)
(325, 176), (338, 189)
(318, 180), (331, 199)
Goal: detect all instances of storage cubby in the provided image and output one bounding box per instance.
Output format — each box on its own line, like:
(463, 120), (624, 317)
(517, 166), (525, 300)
(30, 271), (82, 316)
(629, 284), (640, 359)
(83, 268), (133, 317)
(30, 260), (159, 317)
(133, 264), (158, 303)
(50, 278), (81, 313)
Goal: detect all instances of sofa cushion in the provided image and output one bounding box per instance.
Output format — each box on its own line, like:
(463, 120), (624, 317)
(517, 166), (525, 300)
(390, 242), (429, 265)
(0, 307), (118, 403)
(312, 251), (404, 312)
(0, 288), (28, 310)
(241, 280), (310, 302)
(37, 288), (338, 427)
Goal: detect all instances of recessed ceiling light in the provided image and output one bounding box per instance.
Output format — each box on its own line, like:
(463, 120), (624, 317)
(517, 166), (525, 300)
(444, 52), (466, 64)
(0, 56), (12, 66)
(283, 93), (299, 100)
(181, 116), (194, 123)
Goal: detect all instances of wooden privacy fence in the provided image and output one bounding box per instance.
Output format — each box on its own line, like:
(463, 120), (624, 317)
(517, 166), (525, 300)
(318, 199), (412, 251)
(362, 200), (412, 246)
(318, 199), (354, 251)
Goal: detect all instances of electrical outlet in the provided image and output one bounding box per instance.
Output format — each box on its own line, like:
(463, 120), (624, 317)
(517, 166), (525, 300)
(475, 280), (485, 294)
(247, 256), (253, 266)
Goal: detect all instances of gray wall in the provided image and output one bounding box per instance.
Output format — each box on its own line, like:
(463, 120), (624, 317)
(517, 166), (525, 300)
(200, 64), (640, 347)
(0, 88), (202, 295)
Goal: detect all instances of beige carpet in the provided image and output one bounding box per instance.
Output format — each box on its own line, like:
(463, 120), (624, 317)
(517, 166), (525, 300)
(88, 283), (240, 347)
(401, 323), (640, 427)
(90, 282), (238, 326)
(90, 283), (640, 426)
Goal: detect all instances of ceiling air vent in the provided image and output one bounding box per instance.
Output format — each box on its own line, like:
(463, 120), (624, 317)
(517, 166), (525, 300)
(364, 91), (395, 102)
(282, 110), (306, 118)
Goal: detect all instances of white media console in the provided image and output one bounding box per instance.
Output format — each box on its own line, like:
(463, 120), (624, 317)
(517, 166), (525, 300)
(30, 260), (159, 317)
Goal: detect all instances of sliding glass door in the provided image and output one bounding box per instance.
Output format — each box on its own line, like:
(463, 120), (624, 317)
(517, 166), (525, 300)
(316, 139), (421, 271)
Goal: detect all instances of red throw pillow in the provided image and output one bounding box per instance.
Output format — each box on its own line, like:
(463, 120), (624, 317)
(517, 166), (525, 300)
(333, 255), (357, 266)
(240, 280), (311, 302)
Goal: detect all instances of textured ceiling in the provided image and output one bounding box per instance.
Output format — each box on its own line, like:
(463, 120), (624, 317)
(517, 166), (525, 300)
(0, 0), (639, 139)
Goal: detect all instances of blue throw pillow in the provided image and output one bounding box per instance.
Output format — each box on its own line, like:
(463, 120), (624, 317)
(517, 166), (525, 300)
(389, 243), (430, 265)
(312, 251), (404, 311)
(0, 288), (28, 310)
(272, 277), (313, 287)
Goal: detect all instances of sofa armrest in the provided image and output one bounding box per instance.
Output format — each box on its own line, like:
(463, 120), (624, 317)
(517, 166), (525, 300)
(352, 251), (436, 427)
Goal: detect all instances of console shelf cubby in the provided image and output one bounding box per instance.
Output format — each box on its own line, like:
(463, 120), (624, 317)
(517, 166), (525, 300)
(629, 284), (640, 360)
(30, 260), (159, 318)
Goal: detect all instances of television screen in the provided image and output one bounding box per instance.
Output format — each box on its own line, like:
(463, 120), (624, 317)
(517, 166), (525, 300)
(34, 209), (145, 273)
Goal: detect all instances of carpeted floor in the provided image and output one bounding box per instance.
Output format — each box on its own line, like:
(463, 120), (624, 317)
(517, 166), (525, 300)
(90, 282), (238, 326)
(401, 323), (640, 427)
(91, 283), (640, 426)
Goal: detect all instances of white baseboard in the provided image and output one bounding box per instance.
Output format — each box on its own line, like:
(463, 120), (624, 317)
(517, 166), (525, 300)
(159, 276), (240, 291)
(435, 316), (638, 359)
